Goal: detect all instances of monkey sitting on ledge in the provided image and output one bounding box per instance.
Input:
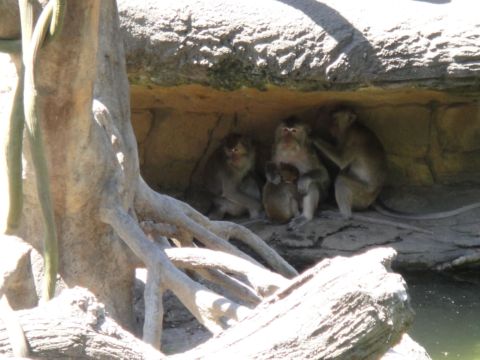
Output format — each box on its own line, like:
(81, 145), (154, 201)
(313, 107), (480, 225)
(269, 116), (331, 230)
(313, 107), (387, 218)
(203, 133), (262, 220)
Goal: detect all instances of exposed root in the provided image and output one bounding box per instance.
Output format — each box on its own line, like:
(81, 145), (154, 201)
(142, 221), (282, 305)
(164, 247), (288, 297)
(194, 268), (262, 307)
(136, 178), (298, 278)
(142, 266), (164, 349)
(141, 220), (287, 296)
(99, 202), (251, 347)
(208, 220), (298, 277)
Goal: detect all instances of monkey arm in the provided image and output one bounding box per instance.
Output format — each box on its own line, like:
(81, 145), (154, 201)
(265, 162), (281, 185)
(222, 181), (261, 210)
(298, 167), (330, 194)
(313, 138), (352, 169)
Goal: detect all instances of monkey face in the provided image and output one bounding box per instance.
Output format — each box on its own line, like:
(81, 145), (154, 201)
(275, 117), (309, 147)
(282, 125), (298, 142)
(224, 142), (248, 159)
(279, 163), (299, 183)
(331, 110), (356, 139)
(223, 134), (253, 165)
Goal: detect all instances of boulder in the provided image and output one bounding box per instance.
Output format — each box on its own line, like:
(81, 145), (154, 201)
(118, 0), (480, 91)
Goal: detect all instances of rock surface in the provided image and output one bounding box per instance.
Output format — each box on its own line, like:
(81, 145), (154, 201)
(118, 0), (480, 90)
(246, 186), (480, 271)
(0, 235), (37, 310)
(382, 334), (432, 360)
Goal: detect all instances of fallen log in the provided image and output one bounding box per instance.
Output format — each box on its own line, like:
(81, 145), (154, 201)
(0, 287), (161, 359)
(0, 248), (414, 359)
(171, 247), (413, 360)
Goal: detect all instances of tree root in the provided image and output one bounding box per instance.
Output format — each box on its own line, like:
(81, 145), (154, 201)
(99, 176), (299, 350)
(164, 247), (288, 297)
(99, 203), (252, 347)
(143, 222), (263, 306)
(193, 268), (262, 306)
(141, 220), (288, 297)
(136, 178), (298, 278)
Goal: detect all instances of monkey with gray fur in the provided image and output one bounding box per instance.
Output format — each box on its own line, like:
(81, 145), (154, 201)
(313, 107), (386, 218)
(204, 133), (262, 220)
(269, 117), (330, 230)
(263, 163), (300, 223)
(315, 108), (480, 223)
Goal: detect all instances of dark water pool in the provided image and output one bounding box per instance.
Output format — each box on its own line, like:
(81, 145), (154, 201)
(403, 271), (480, 360)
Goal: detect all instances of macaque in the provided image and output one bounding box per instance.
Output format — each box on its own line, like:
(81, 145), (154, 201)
(313, 107), (387, 218)
(204, 133), (261, 220)
(262, 163), (300, 223)
(269, 117), (330, 230)
(314, 108), (480, 223)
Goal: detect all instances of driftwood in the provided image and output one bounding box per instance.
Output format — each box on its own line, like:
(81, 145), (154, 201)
(0, 287), (161, 360)
(171, 247), (413, 360)
(0, 248), (414, 359)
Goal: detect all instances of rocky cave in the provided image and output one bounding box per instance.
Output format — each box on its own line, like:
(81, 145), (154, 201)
(117, 0), (480, 273)
(0, 0), (478, 358)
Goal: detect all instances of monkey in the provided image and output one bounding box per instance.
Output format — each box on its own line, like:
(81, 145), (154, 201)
(268, 117), (330, 230)
(262, 163), (300, 224)
(314, 108), (480, 223)
(204, 133), (262, 220)
(313, 107), (387, 219)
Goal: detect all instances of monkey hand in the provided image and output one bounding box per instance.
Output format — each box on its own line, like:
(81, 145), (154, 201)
(297, 175), (312, 195)
(287, 215), (309, 232)
(247, 201), (262, 219)
(268, 173), (281, 185)
(248, 208), (261, 219)
(265, 162), (281, 184)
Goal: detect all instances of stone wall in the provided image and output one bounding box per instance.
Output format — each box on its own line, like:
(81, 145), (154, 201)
(119, 0), (480, 195)
(130, 85), (480, 195)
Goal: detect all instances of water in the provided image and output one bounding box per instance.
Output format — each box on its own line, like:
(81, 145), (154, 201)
(404, 271), (480, 360)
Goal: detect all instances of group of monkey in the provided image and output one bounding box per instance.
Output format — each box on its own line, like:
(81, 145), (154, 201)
(204, 107), (389, 230)
(203, 107), (480, 230)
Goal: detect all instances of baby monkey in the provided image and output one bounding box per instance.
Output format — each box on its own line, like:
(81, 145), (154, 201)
(204, 133), (261, 220)
(263, 163), (300, 223)
(314, 108), (387, 218)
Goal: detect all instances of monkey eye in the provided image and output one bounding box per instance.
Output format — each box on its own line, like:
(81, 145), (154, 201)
(291, 128), (297, 133)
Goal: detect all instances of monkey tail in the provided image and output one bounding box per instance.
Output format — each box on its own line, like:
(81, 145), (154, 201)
(373, 200), (480, 220)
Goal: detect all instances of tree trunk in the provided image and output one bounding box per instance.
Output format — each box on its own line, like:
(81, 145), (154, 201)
(171, 248), (413, 360)
(0, 0), (295, 343)
(0, 287), (161, 360)
(0, 249), (414, 360)
(12, 0), (137, 329)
